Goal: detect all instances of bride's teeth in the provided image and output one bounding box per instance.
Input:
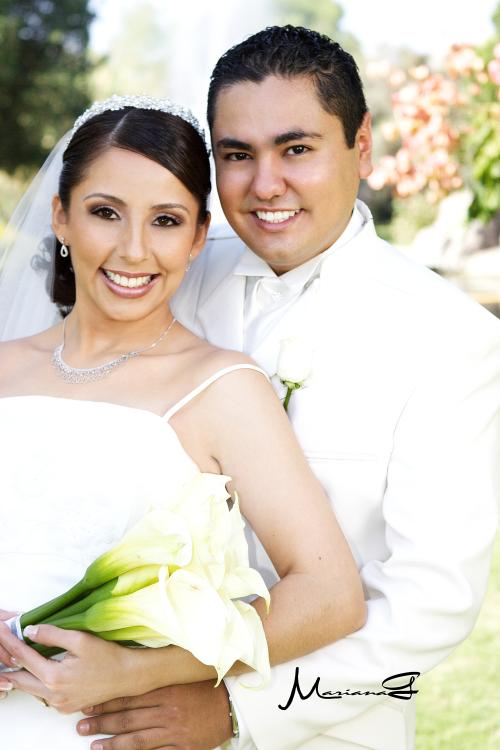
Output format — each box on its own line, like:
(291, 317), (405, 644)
(104, 270), (153, 288)
(256, 210), (299, 223)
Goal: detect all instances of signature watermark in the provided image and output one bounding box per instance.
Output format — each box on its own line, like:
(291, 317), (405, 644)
(279, 668), (420, 710)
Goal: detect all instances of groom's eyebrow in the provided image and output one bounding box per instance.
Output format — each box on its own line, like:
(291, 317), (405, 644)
(216, 130), (323, 151)
(216, 137), (253, 151)
(274, 130), (322, 145)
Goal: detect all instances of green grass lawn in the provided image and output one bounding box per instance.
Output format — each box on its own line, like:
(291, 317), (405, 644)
(416, 533), (500, 749)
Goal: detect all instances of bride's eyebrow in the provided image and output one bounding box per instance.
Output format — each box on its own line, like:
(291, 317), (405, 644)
(82, 194), (189, 214)
(151, 203), (189, 214)
(83, 192), (125, 205)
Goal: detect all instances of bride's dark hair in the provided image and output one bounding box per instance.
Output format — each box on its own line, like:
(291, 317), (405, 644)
(52, 107), (211, 314)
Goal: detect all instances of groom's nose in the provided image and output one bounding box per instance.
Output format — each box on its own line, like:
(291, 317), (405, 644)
(250, 155), (286, 202)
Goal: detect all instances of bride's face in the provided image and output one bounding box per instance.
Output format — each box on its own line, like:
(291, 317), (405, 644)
(52, 146), (209, 322)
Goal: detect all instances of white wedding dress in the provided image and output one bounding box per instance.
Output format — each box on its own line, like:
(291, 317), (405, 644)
(0, 364), (264, 748)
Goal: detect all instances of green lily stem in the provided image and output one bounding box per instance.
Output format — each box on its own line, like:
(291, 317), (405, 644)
(19, 566), (162, 634)
(43, 580), (117, 624)
(20, 578), (90, 629)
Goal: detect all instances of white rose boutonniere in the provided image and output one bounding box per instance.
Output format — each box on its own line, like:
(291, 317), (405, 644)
(277, 336), (314, 412)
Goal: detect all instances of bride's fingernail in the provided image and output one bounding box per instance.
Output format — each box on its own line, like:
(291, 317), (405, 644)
(78, 721), (90, 734)
(24, 625), (38, 639)
(91, 743), (103, 750)
(0, 681), (13, 691)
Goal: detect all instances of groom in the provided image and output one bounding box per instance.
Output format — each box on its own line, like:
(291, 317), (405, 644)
(79, 26), (500, 750)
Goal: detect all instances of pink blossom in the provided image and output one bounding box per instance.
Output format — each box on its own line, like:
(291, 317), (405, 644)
(410, 65), (430, 81)
(381, 121), (400, 141)
(487, 59), (500, 86)
(366, 60), (391, 80)
(389, 69), (407, 88)
(367, 168), (388, 190)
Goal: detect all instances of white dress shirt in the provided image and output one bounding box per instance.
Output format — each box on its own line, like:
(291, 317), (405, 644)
(235, 206), (365, 353)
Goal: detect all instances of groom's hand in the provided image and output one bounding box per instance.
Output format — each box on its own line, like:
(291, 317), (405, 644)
(77, 681), (234, 750)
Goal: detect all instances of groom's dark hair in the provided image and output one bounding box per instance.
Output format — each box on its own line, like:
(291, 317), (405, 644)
(207, 25), (368, 148)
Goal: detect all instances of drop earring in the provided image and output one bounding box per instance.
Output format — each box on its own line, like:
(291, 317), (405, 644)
(186, 252), (193, 272)
(59, 237), (69, 258)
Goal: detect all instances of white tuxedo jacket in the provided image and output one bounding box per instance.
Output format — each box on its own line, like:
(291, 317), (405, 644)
(172, 201), (500, 750)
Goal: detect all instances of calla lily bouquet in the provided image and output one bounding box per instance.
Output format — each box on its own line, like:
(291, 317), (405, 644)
(6, 473), (270, 684)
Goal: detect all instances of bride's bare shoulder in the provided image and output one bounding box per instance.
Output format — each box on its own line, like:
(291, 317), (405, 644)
(0, 325), (61, 374)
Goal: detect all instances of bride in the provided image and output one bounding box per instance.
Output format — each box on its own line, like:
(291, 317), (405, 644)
(0, 96), (365, 748)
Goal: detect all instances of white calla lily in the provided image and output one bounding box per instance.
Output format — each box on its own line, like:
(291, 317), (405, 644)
(18, 471), (271, 683)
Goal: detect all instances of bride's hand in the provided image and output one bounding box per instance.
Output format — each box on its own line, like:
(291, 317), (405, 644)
(0, 622), (139, 713)
(0, 610), (16, 620)
(0, 609), (18, 667)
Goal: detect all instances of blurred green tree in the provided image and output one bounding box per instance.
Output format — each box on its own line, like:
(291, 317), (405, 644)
(0, 0), (94, 173)
(90, 0), (167, 100)
(274, 0), (361, 57)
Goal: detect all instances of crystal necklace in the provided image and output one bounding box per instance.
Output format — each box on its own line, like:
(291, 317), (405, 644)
(52, 316), (176, 384)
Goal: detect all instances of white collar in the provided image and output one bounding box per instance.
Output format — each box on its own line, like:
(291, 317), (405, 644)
(233, 203), (365, 293)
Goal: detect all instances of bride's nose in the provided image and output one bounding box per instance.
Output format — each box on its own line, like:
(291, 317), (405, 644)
(118, 220), (150, 263)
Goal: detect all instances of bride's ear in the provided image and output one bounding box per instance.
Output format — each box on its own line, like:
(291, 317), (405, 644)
(51, 195), (68, 240)
(190, 211), (211, 261)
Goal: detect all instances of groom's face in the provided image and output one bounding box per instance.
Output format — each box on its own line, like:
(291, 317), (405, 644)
(212, 75), (372, 274)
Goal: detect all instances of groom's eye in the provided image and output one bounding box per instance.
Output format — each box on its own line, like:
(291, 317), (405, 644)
(286, 145), (309, 155)
(226, 152), (250, 161)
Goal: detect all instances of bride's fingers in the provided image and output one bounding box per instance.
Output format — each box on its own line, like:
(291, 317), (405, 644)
(0, 613), (19, 665)
(0, 609), (17, 621)
(22, 623), (87, 656)
(0, 678), (14, 697)
(0, 622), (52, 680)
(0, 644), (15, 666)
(1, 668), (49, 701)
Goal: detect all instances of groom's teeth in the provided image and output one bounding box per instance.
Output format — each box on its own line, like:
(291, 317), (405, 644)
(256, 210), (299, 223)
(104, 270), (153, 288)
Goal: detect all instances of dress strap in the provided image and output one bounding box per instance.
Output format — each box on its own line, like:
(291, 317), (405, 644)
(162, 364), (269, 421)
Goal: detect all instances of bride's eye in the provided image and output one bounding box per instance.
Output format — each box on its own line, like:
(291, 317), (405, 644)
(153, 214), (181, 227)
(91, 206), (119, 220)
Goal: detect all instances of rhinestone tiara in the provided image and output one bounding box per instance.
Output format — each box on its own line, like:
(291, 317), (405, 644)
(69, 94), (206, 144)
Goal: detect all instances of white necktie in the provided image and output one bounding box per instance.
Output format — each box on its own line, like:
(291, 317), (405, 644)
(243, 275), (314, 354)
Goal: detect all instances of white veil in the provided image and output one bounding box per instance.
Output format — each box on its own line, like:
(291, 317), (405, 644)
(0, 133), (68, 342)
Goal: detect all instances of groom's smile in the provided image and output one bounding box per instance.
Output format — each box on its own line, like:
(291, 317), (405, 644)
(212, 74), (373, 274)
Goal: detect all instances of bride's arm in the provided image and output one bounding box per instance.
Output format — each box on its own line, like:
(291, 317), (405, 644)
(0, 365), (365, 709)
(113, 365), (366, 693)
(210, 364), (366, 663)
